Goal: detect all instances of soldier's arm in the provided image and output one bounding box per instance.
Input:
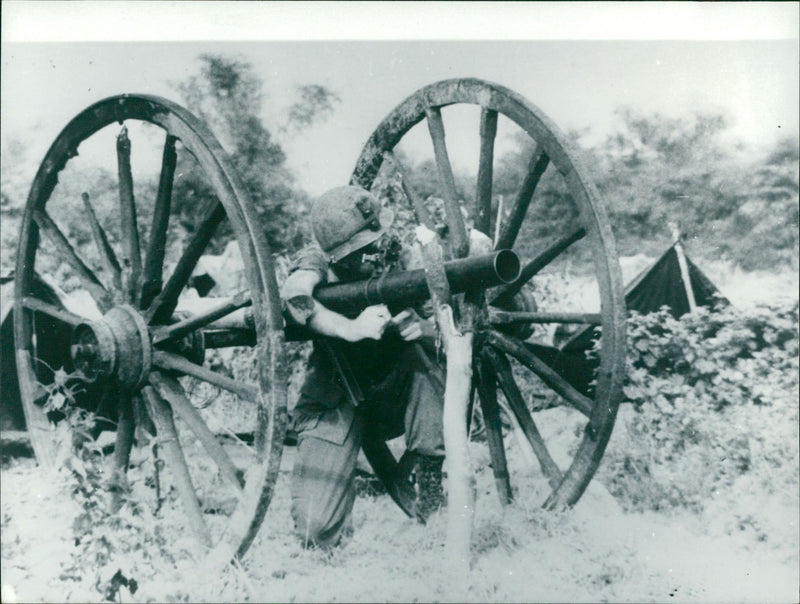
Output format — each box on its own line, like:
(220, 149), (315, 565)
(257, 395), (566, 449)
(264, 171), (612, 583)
(282, 268), (389, 342)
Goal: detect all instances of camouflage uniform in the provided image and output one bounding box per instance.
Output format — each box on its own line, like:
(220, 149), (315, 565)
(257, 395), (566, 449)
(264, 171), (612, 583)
(281, 244), (445, 548)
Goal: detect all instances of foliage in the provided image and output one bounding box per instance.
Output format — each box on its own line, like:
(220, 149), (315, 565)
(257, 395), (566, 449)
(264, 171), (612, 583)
(34, 373), (203, 602)
(599, 302), (799, 514)
(60, 443), (151, 602)
(25, 367), (162, 601)
(174, 54), (339, 253)
(284, 84), (341, 135)
(1, 137), (31, 274)
(584, 110), (799, 269)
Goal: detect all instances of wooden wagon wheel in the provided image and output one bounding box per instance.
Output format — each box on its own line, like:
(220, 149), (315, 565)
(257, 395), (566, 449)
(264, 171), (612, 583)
(351, 78), (626, 511)
(13, 95), (287, 560)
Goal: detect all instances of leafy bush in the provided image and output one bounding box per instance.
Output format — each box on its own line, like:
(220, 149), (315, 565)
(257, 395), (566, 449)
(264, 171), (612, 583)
(60, 446), (161, 602)
(599, 302), (799, 514)
(26, 392), (176, 602)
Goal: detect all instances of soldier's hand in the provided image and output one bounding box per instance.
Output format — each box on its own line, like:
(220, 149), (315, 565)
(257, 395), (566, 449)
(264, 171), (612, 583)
(347, 304), (391, 341)
(391, 308), (435, 342)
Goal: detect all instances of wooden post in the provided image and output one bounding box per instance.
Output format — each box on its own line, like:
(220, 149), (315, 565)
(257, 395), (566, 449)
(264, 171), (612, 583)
(415, 226), (474, 583)
(417, 128), (480, 583)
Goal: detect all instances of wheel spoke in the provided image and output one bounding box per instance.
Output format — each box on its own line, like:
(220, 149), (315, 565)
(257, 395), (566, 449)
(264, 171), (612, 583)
(383, 151), (436, 230)
(466, 381), (477, 439)
(494, 147), (549, 251)
(152, 350), (259, 403)
(145, 200), (226, 324)
(150, 372), (244, 494)
(202, 329), (257, 349)
(361, 434), (419, 521)
(489, 309), (602, 325)
(82, 192), (122, 294)
(141, 135), (178, 309)
(152, 291), (252, 344)
(425, 106), (468, 257)
(110, 393), (136, 511)
(475, 108), (498, 236)
(140, 384), (211, 547)
(492, 226), (586, 305)
(20, 296), (84, 326)
(32, 209), (113, 311)
(116, 126), (143, 304)
(485, 329), (593, 418)
(475, 352), (513, 505)
(484, 347), (563, 489)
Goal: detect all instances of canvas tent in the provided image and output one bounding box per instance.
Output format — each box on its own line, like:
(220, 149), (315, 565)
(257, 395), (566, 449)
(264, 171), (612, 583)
(1, 274), (73, 431)
(1, 274), (109, 434)
(528, 242), (728, 397)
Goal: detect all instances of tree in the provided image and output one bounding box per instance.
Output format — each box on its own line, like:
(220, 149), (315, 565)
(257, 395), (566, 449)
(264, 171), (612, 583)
(585, 109), (740, 255)
(173, 54), (340, 253)
(722, 137), (799, 269)
(1, 138), (31, 273)
(581, 109), (797, 268)
(283, 84), (341, 135)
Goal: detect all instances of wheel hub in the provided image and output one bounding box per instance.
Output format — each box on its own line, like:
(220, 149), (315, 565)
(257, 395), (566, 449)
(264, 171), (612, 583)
(494, 287), (538, 340)
(70, 305), (152, 389)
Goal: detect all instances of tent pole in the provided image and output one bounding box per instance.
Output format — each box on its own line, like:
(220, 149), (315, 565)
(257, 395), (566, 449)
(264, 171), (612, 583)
(670, 223), (697, 313)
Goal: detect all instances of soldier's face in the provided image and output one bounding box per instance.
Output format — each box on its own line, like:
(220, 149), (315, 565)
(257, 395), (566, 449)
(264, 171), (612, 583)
(333, 234), (401, 281)
(333, 245), (377, 280)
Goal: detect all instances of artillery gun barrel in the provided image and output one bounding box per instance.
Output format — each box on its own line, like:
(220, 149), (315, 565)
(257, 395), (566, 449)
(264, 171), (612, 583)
(198, 250), (520, 345)
(313, 249), (520, 315)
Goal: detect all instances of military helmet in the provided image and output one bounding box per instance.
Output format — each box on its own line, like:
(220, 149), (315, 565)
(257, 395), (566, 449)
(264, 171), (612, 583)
(310, 186), (394, 263)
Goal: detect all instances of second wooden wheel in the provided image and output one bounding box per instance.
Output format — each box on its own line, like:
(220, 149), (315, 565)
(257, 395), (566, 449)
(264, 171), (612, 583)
(352, 78), (626, 510)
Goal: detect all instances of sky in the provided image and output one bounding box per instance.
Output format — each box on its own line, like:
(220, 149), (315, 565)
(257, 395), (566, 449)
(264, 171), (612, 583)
(2, 2), (798, 196)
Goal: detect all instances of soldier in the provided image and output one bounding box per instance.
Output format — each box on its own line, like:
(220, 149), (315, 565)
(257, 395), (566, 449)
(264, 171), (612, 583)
(281, 185), (448, 549)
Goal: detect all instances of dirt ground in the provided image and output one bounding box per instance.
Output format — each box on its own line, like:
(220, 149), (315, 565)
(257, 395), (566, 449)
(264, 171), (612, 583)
(2, 427), (797, 604)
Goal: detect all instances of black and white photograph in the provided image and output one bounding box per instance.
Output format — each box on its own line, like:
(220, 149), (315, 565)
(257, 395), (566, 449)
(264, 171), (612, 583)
(1, 2), (798, 602)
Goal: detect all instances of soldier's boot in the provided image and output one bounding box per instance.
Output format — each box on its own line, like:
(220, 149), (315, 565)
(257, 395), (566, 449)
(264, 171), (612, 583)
(414, 454), (445, 523)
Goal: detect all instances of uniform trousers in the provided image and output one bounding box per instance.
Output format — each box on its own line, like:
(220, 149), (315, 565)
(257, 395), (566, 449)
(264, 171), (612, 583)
(290, 343), (444, 548)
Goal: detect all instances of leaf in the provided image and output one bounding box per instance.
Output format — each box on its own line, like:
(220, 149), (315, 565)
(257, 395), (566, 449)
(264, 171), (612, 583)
(53, 367), (70, 388)
(70, 456), (87, 479)
(623, 385), (643, 400)
(695, 360), (716, 374)
(48, 390), (67, 411)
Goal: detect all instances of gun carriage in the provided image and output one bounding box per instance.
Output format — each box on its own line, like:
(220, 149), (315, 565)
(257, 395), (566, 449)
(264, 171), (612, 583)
(11, 79), (626, 561)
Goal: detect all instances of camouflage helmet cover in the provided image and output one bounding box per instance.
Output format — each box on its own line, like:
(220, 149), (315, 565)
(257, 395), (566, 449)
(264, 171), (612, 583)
(310, 186), (394, 262)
